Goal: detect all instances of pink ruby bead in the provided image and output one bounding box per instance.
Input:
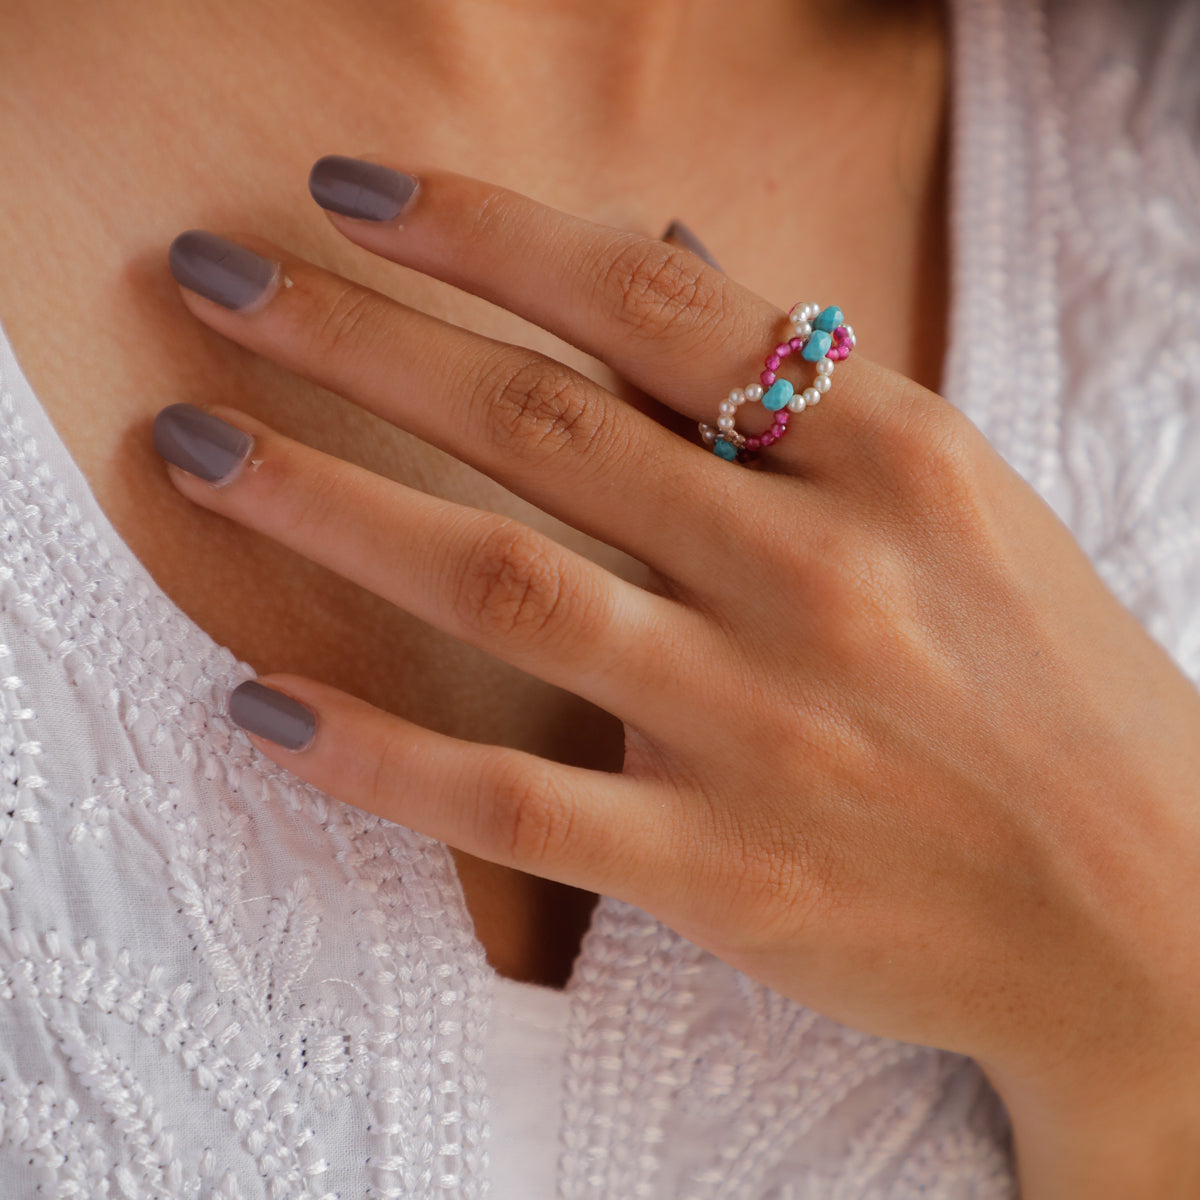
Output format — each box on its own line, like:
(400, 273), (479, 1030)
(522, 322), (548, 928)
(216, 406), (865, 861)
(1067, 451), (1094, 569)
(766, 355), (781, 371)
(746, 437), (762, 450)
(761, 370), (776, 387)
(790, 338), (804, 350)
(774, 343), (792, 358)
(761, 433), (776, 446)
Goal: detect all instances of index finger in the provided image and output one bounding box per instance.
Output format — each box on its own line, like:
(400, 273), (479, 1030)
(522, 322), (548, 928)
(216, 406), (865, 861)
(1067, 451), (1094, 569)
(309, 157), (920, 469)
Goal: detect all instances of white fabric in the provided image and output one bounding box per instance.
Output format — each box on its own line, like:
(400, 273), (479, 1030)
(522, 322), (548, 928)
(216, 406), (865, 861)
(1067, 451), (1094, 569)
(0, 0), (1197, 1195)
(485, 978), (570, 1200)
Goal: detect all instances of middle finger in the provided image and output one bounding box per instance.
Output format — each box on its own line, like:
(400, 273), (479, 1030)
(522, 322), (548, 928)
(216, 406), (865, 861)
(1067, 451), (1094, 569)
(168, 231), (751, 585)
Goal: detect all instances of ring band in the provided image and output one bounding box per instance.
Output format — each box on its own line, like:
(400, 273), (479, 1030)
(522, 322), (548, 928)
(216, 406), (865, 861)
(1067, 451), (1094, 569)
(699, 303), (856, 463)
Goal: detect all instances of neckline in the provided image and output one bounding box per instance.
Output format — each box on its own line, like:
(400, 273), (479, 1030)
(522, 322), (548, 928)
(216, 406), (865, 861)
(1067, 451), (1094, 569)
(0, 0), (1051, 1003)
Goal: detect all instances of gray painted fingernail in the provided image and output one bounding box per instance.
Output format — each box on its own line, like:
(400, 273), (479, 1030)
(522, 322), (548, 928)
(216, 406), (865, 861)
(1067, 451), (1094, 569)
(309, 156), (419, 221)
(168, 230), (281, 311)
(662, 219), (722, 272)
(229, 681), (316, 751)
(153, 403), (253, 485)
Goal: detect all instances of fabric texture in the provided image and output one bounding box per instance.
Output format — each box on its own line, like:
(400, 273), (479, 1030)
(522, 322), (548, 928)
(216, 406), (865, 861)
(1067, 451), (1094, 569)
(0, 0), (1198, 1195)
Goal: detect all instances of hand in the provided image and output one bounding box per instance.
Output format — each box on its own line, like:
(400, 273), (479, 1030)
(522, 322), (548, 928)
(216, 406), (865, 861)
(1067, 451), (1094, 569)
(155, 161), (1200, 1192)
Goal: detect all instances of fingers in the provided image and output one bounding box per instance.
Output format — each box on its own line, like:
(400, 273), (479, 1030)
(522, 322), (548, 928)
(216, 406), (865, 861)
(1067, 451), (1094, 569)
(308, 159), (770, 419)
(167, 230), (735, 583)
(231, 673), (672, 899)
(156, 403), (699, 732)
(305, 159), (928, 472)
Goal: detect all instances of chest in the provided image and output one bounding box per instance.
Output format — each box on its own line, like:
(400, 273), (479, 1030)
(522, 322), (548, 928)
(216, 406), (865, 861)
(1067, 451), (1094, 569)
(0, 36), (950, 987)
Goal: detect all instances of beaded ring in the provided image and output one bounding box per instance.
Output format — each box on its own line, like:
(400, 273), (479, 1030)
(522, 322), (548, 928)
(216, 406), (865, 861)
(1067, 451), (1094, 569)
(699, 302), (857, 463)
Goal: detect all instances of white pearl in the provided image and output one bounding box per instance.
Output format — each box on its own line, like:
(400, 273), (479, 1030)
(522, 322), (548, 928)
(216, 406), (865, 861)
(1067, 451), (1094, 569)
(717, 415), (735, 431)
(803, 303), (821, 319)
(745, 384), (764, 402)
(844, 324), (855, 342)
(719, 401), (736, 415)
(803, 387), (821, 406)
(795, 321), (813, 337)
(729, 389), (745, 405)
(701, 428), (717, 445)
(816, 358), (835, 377)
(814, 375), (832, 394)
(787, 395), (807, 413)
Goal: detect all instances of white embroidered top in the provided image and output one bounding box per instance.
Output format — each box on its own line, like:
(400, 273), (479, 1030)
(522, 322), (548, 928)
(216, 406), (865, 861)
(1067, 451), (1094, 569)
(1, 0), (1198, 1196)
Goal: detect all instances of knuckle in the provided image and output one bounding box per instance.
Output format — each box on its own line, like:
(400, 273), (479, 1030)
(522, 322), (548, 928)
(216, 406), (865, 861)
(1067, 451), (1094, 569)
(801, 526), (916, 654)
(486, 755), (571, 868)
(456, 520), (568, 642)
(466, 184), (517, 245)
(366, 722), (411, 821)
(244, 442), (345, 542)
(311, 283), (379, 357)
(873, 402), (980, 503)
(599, 238), (727, 343)
(686, 795), (833, 949)
(888, 408), (1001, 541)
(477, 352), (605, 464)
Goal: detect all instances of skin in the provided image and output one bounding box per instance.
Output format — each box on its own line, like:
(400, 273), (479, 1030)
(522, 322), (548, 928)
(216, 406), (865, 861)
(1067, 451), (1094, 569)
(0, 0), (948, 986)
(166, 176), (1200, 1196)
(1, 1), (1197, 1194)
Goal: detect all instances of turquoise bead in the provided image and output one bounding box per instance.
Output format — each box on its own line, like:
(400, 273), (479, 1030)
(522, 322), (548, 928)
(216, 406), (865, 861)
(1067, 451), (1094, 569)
(713, 438), (739, 461)
(813, 305), (844, 334)
(802, 329), (832, 361)
(762, 379), (794, 411)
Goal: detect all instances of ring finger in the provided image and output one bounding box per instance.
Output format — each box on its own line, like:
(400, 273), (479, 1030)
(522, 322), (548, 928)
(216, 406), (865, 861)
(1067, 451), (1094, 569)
(309, 161), (894, 476)
(154, 402), (700, 732)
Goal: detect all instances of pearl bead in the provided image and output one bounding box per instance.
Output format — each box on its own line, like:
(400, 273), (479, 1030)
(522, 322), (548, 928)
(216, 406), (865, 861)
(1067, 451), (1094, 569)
(844, 324), (855, 342)
(787, 395), (807, 413)
(816, 358), (834, 376)
(803, 303), (820, 319)
(729, 389), (745, 405)
(719, 401), (736, 415)
(717, 415), (735, 431)
(701, 428), (717, 445)
(795, 321), (813, 337)
(814, 375), (831, 394)
(803, 387), (821, 406)
(745, 384), (764, 401)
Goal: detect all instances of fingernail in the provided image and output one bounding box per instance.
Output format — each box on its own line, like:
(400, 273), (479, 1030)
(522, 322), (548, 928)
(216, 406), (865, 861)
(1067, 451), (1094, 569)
(168, 230), (281, 311)
(309, 155), (420, 222)
(229, 680), (316, 752)
(662, 219), (722, 272)
(153, 403), (253, 486)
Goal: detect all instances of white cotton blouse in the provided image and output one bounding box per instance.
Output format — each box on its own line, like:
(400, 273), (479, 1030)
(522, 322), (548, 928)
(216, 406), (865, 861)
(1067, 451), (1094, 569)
(1, 0), (1199, 1196)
